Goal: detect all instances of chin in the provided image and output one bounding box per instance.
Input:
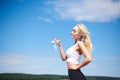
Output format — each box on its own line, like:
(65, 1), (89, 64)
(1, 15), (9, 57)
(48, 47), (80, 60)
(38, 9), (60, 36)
(71, 36), (74, 38)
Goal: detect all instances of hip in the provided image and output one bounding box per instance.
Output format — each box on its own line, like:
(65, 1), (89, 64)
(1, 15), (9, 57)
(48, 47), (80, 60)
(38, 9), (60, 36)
(68, 69), (86, 80)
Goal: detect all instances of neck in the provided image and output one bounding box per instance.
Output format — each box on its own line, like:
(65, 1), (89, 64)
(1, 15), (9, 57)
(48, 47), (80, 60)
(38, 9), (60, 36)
(74, 39), (81, 43)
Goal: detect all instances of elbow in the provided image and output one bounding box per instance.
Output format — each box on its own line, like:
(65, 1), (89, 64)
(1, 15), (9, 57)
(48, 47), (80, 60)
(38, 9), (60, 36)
(62, 57), (67, 61)
(62, 58), (66, 61)
(62, 56), (67, 61)
(86, 57), (92, 63)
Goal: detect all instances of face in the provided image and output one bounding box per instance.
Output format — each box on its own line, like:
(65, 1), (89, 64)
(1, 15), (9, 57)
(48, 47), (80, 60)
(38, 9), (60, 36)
(71, 26), (80, 39)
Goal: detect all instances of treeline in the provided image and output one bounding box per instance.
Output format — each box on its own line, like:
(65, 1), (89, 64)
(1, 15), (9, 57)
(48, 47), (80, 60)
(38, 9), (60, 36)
(86, 76), (120, 80)
(0, 73), (120, 80)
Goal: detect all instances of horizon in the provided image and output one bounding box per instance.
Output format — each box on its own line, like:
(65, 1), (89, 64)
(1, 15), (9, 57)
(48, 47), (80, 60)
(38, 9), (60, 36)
(0, 73), (120, 78)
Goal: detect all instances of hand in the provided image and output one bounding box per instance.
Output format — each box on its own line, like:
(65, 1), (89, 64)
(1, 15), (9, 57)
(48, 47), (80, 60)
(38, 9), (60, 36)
(55, 38), (62, 46)
(68, 63), (79, 70)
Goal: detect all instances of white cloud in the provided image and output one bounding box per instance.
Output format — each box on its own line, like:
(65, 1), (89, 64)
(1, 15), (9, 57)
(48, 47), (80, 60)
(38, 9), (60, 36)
(37, 17), (53, 23)
(49, 0), (120, 22)
(0, 54), (58, 73)
(0, 54), (57, 65)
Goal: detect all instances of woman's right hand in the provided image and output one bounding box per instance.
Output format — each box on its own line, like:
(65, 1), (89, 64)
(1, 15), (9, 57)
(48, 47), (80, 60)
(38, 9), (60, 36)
(55, 38), (62, 46)
(55, 38), (66, 61)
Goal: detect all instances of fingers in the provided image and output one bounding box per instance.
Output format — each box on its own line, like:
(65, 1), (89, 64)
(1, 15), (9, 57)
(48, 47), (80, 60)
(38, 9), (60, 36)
(55, 38), (61, 46)
(68, 64), (75, 69)
(55, 38), (60, 43)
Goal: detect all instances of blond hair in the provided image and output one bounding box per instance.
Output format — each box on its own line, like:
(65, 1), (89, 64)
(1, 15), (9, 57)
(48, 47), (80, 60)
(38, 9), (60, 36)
(76, 23), (92, 51)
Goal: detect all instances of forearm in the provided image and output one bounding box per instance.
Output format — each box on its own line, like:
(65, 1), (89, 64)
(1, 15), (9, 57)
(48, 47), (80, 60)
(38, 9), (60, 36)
(59, 45), (67, 61)
(78, 57), (92, 68)
(54, 38), (67, 61)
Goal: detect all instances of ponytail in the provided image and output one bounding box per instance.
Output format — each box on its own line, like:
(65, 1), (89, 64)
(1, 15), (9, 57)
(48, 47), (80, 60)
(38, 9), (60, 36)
(76, 23), (92, 51)
(84, 34), (92, 51)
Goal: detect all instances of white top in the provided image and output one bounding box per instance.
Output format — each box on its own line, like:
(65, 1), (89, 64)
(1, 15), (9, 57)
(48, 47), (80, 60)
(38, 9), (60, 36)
(66, 44), (81, 64)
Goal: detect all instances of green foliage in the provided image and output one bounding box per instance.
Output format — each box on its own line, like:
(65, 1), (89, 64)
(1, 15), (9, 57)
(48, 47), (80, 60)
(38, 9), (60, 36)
(0, 73), (120, 80)
(86, 76), (120, 80)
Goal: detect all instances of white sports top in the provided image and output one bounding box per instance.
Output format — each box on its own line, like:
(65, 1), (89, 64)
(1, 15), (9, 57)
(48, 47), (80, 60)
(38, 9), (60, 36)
(66, 44), (81, 64)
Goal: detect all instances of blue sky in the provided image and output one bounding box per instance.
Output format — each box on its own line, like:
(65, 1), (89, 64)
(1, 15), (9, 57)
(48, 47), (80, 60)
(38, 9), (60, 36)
(0, 0), (120, 77)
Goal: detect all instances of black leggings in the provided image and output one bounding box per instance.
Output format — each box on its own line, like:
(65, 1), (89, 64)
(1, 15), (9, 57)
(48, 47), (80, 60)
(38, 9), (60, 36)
(68, 69), (86, 80)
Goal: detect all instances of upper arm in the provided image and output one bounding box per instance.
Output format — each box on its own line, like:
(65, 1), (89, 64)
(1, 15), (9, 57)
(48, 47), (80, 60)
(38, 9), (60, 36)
(78, 42), (91, 59)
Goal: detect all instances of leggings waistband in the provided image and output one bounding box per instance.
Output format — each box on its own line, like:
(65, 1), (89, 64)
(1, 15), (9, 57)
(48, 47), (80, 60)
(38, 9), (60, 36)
(68, 69), (86, 80)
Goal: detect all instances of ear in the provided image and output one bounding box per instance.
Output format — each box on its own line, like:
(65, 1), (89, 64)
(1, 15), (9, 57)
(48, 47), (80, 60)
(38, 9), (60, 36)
(80, 34), (86, 38)
(79, 34), (84, 36)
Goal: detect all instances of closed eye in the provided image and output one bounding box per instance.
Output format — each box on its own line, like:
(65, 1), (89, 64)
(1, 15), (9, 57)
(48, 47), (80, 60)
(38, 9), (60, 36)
(72, 29), (76, 33)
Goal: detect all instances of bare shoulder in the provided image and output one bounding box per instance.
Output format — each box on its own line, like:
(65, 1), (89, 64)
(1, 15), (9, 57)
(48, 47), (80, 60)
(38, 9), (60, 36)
(77, 41), (90, 55)
(77, 41), (84, 48)
(77, 41), (87, 52)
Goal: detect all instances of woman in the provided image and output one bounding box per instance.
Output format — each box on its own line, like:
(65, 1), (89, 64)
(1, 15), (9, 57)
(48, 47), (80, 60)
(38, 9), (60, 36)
(55, 23), (92, 80)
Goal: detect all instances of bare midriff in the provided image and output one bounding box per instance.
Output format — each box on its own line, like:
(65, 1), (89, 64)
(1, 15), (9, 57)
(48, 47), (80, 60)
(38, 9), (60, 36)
(67, 62), (79, 69)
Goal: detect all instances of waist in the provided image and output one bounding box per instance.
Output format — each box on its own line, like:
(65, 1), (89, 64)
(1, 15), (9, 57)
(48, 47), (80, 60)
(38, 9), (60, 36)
(66, 58), (80, 64)
(68, 69), (80, 72)
(67, 62), (79, 69)
(67, 62), (79, 66)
